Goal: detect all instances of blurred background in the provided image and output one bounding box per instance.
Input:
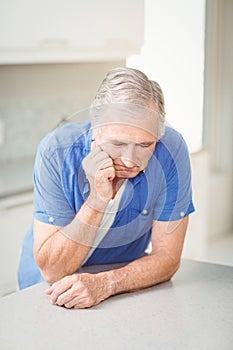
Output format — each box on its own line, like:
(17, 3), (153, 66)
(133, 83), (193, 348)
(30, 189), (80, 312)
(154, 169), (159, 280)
(0, 0), (232, 296)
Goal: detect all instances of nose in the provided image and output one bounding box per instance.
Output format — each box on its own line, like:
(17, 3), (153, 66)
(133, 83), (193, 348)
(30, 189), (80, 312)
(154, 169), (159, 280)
(120, 144), (137, 168)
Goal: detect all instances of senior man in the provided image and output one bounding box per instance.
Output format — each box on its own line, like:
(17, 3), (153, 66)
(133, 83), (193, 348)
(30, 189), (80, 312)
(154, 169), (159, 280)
(18, 67), (195, 308)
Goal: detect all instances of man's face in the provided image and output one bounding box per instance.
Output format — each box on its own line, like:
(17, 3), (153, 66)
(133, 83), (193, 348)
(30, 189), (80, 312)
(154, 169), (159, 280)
(93, 123), (157, 179)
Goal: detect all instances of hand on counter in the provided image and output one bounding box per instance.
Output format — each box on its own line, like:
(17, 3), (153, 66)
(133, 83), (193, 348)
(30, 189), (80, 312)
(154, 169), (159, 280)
(45, 272), (114, 309)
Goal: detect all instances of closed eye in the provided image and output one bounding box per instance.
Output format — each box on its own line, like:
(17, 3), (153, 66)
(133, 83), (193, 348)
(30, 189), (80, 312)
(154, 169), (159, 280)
(111, 141), (127, 146)
(138, 142), (155, 148)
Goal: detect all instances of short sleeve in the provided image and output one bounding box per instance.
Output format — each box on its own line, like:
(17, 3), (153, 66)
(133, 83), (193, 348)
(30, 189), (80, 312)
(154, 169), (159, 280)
(153, 128), (195, 221)
(33, 134), (76, 227)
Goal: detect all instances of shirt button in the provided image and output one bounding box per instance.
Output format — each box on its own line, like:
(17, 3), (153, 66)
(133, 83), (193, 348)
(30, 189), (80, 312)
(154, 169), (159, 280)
(49, 216), (55, 223)
(141, 209), (149, 216)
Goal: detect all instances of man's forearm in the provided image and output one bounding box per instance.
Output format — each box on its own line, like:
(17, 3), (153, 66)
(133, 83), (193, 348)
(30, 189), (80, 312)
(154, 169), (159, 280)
(46, 219), (187, 308)
(105, 253), (180, 296)
(46, 252), (181, 308)
(35, 196), (109, 283)
(60, 195), (108, 247)
(105, 218), (187, 296)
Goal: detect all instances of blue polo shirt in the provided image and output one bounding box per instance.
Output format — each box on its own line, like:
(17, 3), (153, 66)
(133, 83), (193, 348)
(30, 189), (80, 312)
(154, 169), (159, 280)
(18, 121), (195, 289)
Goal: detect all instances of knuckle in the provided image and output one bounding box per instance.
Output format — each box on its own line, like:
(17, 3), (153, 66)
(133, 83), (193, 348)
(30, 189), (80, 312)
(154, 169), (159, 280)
(74, 274), (80, 282)
(83, 302), (92, 309)
(64, 302), (73, 309)
(71, 283), (80, 294)
(56, 296), (63, 305)
(88, 296), (94, 304)
(51, 290), (59, 300)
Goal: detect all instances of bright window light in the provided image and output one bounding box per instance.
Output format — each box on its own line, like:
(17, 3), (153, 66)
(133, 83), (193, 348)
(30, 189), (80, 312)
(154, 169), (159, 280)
(127, 0), (205, 153)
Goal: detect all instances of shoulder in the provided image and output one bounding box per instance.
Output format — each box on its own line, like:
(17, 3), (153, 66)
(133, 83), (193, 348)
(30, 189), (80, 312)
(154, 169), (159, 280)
(152, 125), (191, 179)
(158, 124), (188, 151)
(155, 125), (189, 160)
(37, 120), (92, 160)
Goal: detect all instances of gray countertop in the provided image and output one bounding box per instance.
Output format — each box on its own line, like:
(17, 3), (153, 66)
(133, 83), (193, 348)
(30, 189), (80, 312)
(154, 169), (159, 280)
(0, 259), (233, 350)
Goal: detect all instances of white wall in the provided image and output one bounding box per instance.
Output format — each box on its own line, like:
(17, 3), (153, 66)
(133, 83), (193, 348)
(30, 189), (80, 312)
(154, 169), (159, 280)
(183, 0), (233, 260)
(127, 0), (233, 261)
(127, 0), (205, 153)
(203, 0), (233, 240)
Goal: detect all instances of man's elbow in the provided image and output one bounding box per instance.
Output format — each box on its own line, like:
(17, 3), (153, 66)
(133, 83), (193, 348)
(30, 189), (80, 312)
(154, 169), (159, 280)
(40, 269), (61, 285)
(165, 257), (181, 282)
(37, 261), (66, 285)
(33, 249), (62, 284)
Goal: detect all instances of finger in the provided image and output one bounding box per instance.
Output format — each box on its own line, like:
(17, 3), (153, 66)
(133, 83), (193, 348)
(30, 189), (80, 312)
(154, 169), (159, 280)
(56, 288), (74, 306)
(97, 166), (115, 181)
(91, 140), (96, 151)
(90, 145), (113, 164)
(45, 287), (53, 295)
(65, 295), (88, 309)
(55, 282), (84, 306)
(73, 300), (93, 309)
(49, 275), (78, 304)
(91, 143), (112, 158)
(94, 152), (113, 167)
(85, 150), (113, 173)
(67, 294), (94, 309)
(98, 143), (113, 158)
(89, 145), (104, 158)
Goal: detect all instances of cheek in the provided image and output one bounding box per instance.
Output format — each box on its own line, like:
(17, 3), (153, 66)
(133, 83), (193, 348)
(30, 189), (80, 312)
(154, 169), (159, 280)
(139, 158), (150, 169)
(139, 148), (154, 161)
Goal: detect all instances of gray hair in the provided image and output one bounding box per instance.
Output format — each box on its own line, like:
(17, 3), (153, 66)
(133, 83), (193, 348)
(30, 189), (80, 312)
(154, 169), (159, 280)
(91, 67), (166, 139)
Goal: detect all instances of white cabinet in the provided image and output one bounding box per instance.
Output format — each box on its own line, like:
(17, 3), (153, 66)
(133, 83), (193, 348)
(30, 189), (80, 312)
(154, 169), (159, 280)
(0, 0), (144, 64)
